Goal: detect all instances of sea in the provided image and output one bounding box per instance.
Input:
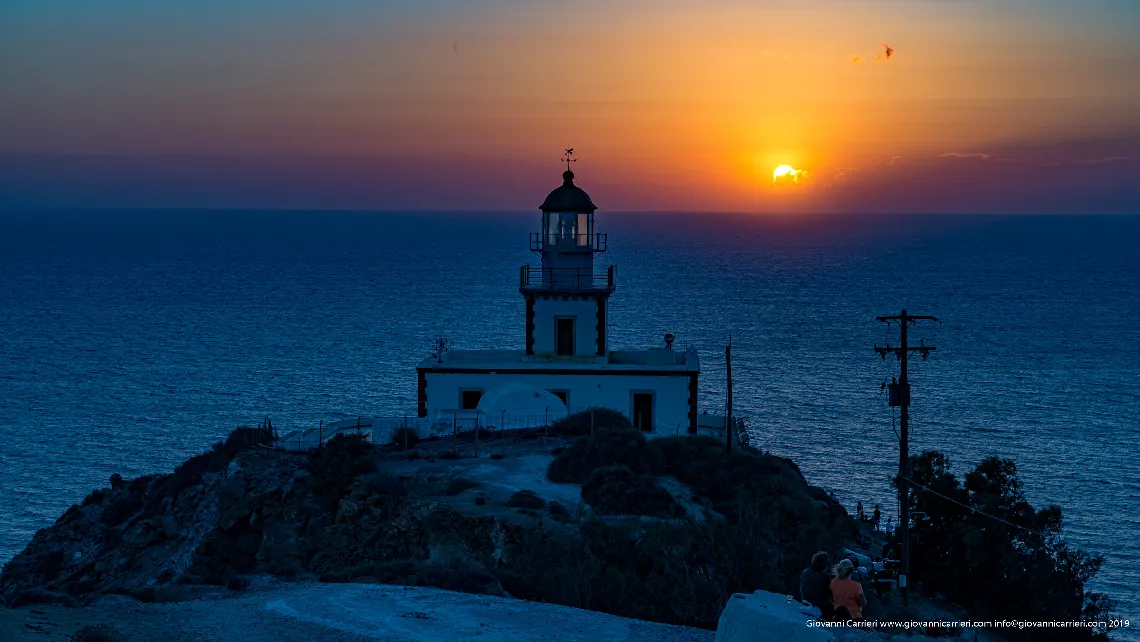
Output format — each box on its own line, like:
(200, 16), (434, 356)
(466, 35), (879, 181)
(1, 210), (1137, 632)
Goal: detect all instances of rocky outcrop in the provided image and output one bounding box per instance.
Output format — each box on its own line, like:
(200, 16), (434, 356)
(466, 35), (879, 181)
(2, 431), (860, 633)
(714, 591), (833, 642)
(0, 441), (523, 608)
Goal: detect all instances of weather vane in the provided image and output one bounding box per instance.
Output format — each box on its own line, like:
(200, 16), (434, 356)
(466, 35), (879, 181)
(561, 147), (576, 172)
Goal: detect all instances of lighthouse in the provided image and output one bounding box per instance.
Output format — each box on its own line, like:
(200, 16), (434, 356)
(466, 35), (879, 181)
(417, 152), (700, 434)
(520, 156), (613, 358)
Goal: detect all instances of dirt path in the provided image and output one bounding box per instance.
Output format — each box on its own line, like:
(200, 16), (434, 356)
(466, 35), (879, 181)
(0, 603), (85, 641)
(0, 580), (715, 642)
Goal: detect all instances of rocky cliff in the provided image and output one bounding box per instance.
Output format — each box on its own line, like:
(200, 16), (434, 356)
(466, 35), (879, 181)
(1, 427), (858, 632)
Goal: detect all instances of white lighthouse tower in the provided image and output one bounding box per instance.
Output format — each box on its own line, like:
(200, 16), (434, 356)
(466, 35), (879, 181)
(521, 150), (613, 358)
(417, 152), (700, 434)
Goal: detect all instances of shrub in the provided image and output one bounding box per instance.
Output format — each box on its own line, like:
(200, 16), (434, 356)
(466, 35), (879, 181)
(654, 436), (857, 592)
(142, 425), (275, 518)
(474, 496), (486, 506)
(490, 453), (506, 460)
(81, 489), (105, 506)
(226, 575), (251, 591)
(71, 624), (127, 642)
(498, 516), (778, 630)
(547, 429), (663, 484)
(507, 490), (547, 509)
(99, 494), (143, 527)
(32, 549), (65, 581)
(307, 434), (378, 513)
(581, 466), (682, 518)
(656, 436), (804, 509)
(157, 451), (215, 503)
(58, 504), (80, 523)
(551, 447), (564, 455)
(362, 472), (407, 499)
(894, 450), (1117, 641)
(109, 473), (124, 489)
(552, 408), (634, 436)
(445, 478), (481, 496)
(391, 427), (420, 448)
(548, 501), (571, 521)
(127, 475), (155, 495)
(439, 451), (461, 460)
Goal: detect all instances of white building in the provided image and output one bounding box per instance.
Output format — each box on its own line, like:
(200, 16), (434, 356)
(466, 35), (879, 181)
(416, 162), (701, 434)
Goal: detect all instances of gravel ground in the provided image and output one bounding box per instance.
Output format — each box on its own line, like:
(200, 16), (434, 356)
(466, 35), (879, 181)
(1, 579), (716, 642)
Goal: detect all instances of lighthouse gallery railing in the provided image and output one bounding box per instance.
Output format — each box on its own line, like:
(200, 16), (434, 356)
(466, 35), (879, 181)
(518, 265), (615, 291)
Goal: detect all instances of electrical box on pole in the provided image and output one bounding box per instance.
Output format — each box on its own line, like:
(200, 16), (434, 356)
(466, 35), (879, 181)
(887, 378), (910, 407)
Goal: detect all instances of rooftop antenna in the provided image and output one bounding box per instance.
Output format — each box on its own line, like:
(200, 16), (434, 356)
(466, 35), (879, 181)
(561, 147), (576, 173)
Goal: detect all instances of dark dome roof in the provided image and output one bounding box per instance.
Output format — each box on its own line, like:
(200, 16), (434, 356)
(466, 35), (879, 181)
(539, 170), (597, 212)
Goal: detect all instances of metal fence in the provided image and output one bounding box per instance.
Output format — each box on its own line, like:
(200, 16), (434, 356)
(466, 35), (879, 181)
(274, 412), (565, 452)
(272, 410), (727, 453)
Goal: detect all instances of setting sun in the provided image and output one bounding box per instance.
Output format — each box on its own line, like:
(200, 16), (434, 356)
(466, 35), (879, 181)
(772, 165), (808, 184)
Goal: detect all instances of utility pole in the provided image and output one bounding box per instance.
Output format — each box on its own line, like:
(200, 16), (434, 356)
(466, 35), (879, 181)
(874, 309), (939, 606)
(725, 335), (733, 454)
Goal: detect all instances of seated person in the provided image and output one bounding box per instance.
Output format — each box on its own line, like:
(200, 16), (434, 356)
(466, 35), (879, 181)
(830, 559), (868, 621)
(799, 551), (834, 620)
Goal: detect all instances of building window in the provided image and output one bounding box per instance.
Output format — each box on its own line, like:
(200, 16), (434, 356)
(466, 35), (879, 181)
(556, 318), (575, 356)
(632, 393), (654, 432)
(460, 389), (483, 410)
(545, 213), (558, 245)
(548, 390), (568, 406)
(558, 212), (578, 246)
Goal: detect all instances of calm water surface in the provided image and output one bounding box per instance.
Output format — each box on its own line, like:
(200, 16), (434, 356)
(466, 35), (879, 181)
(1, 210), (1137, 629)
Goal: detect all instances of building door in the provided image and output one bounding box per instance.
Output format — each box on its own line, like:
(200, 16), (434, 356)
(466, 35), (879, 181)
(556, 318), (575, 356)
(633, 393), (654, 432)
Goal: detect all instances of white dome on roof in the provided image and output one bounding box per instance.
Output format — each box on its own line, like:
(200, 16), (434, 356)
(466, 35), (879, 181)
(477, 383), (568, 419)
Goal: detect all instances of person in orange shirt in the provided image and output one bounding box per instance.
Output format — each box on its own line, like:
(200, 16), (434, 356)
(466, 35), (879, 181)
(830, 559), (868, 621)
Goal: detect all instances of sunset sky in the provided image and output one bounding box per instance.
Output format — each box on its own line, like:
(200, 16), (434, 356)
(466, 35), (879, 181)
(2, 0), (1138, 213)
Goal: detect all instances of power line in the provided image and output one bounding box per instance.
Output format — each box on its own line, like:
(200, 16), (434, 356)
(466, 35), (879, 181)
(902, 475), (1053, 542)
(875, 380), (901, 444)
(951, 323), (1011, 349)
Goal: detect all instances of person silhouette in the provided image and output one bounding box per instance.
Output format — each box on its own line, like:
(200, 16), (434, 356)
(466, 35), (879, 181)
(872, 505), (881, 530)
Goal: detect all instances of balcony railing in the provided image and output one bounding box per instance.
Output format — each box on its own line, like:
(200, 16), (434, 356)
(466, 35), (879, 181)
(519, 265), (615, 292)
(530, 232), (607, 253)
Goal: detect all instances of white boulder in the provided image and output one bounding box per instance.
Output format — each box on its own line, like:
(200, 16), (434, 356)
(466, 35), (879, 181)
(714, 590), (833, 642)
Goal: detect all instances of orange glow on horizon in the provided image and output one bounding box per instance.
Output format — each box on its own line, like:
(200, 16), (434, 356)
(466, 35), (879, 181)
(0, 1), (1135, 212)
